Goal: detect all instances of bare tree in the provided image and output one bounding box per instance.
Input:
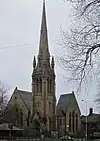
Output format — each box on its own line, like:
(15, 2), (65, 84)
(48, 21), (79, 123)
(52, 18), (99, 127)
(58, 0), (100, 91)
(0, 81), (9, 113)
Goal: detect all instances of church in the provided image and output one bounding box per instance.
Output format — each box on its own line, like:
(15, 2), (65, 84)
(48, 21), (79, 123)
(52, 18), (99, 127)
(2, 1), (81, 136)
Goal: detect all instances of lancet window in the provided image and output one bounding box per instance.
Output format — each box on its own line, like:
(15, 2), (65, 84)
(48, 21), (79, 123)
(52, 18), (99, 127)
(40, 78), (42, 93)
(49, 101), (51, 112)
(76, 113), (78, 131)
(16, 107), (19, 125)
(50, 79), (52, 93)
(49, 117), (52, 131)
(72, 111), (75, 132)
(20, 109), (23, 127)
(69, 112), (71, 131)
(36, 79), (39, 93)
(47, 79), (50, 93)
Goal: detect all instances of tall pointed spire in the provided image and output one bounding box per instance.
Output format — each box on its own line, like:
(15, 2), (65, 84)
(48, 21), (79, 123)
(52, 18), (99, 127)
(38, 0), (50, 60)
(43, 0), (45, 4)
(32, 0), (56, 131)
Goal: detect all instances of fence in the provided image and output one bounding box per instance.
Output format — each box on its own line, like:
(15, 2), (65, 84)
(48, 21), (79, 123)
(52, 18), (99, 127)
(0, 136), (56, 141)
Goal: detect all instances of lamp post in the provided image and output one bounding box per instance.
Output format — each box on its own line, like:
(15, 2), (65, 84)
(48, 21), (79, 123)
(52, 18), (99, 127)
(66, 125), (69, 135)
(82, 100), (88, 140)
(8, 123), (13, 139)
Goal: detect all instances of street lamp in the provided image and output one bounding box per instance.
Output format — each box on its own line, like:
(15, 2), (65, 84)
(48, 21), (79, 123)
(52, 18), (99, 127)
(82, 100), (88, 140)
(66, 125), (69, 135)
(8, 123), (13, 139)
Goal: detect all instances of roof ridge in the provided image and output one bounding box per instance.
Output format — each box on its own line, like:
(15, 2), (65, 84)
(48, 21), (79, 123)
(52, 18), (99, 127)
(61, 91), (75, 96)
(17, 89), (31, 94)
(60, 93), (73, 96)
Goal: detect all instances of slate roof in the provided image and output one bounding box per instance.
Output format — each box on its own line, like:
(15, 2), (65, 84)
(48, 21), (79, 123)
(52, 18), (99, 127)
(15, 89), (32, 110)
(81, 113), (100, 123)
(56, 92), (75, 117)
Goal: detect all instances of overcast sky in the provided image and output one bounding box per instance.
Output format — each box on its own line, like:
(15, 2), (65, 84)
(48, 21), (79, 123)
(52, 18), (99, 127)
(0, 0), (98, 115)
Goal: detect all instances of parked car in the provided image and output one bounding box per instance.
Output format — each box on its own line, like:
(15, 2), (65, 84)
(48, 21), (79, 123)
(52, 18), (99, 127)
(60, 135), (73, 141)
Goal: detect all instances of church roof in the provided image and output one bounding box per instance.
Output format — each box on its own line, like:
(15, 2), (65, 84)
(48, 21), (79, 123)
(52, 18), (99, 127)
(56, 92), (77, 117)
(8, 87), (32, 110)
(17, 89), (32, 109)
(81, 113), (100, 123)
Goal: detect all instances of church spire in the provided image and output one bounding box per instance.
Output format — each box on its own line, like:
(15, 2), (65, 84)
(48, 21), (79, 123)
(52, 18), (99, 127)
(32, 0), (56, 131)
(43, 0), (45, 4)
(38, 0), (50, 61)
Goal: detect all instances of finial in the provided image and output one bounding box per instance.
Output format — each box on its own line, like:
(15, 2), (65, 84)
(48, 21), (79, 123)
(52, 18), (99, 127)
(51, 56), (54, 69)
(33, 56), (36, 69)
(14, 87), (17, 92)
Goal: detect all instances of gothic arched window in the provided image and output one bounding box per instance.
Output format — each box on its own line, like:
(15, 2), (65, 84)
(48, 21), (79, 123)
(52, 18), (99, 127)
(16, 107), (19, 125)
(20, 110), (23, 127)
(49, 101), (51, 112)
(36, 79), (39, 93)
(27, 110), (30, 127)
(38, 58), (41, 67)
(49, 117), (52, 131)
(47, 79), (50, 93)
(76, 113), (78, 131)
(69, 112), (71, 132)
(72, 111), (75, 132)
(40, 78), (42, 93)
(50, 79), (52, 94)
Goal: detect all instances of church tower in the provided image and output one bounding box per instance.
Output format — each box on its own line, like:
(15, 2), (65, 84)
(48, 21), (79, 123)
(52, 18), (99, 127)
(32, 1), (56, 131)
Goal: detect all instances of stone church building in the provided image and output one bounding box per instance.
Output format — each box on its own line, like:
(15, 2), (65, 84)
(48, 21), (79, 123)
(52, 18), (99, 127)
(3, 1), (81, 136)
